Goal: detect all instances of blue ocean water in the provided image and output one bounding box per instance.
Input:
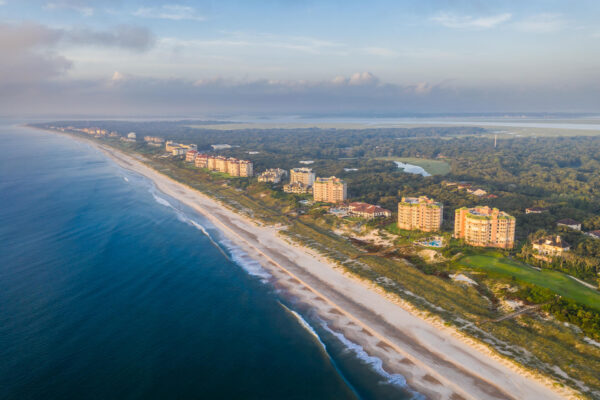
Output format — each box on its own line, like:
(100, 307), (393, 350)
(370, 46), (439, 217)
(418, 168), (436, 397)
(0, 124), (414, 400)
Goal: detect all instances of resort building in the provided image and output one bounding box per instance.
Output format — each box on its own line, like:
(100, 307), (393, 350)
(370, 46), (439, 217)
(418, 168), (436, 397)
(215, 156), (228, 173)
(397, 196), (443, 232)
(239, 160), (253, 177)
(313, 176), (347, 203)
(185, 150), (198, 162)
(532, 236), (570, 261)
(258, 168), (287, 183)
(171, 147), (186, 156)
(144, 136), (165, 144)
(227, 158), (241, 176)
(283, 182), (311, 194)
(556, 219), (581, 231)
(199, 155), (253, 177)
(195, 154), (208, 168)
(454, 206), (516, 249)
(165, 141), (197, 154)
(348, 202), (392, 220)
(290, 168), (315, 186)
(127, 132), (137, 139)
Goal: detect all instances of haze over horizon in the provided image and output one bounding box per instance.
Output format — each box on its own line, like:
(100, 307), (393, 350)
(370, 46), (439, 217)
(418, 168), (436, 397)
(1, 0), (599, 116)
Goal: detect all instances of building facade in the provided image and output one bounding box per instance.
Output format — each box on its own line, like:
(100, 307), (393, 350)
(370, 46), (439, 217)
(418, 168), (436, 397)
(454, 206), (516, 249)
(532, 236), (570, 260)
(258, 168), (287, 183)
(313, 176), (347, 203)
(283, 182), (311, 194)
(397, 196), (443, 232)
(348, 202), (392, 219)
(185, 150), (198, 162)
(290, 168), (315, 186)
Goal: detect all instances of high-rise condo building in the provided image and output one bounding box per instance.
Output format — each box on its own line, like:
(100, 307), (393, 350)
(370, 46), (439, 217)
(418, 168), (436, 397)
(454, 206), (516, 249)
(313, 176), (347, 203)
(397, 196), (443, 232)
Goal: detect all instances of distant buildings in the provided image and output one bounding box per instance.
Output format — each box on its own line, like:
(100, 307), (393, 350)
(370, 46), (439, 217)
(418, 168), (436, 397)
(525, 207), (549, 214)
(454, 206), (516, 249)
(185, 150), (198, 162)
(556, 219), (581, 231)
(283, 168), (315, 194)
(144, 136), (165, 145)
(348, 202), (391, 220)
(165, 141), (197, 155)
(290, 168), (315, 186)
(258, 168), (287, 183)
(211, 144), (232, 150)
(397, 196), (443, 232)
(189, 154), (253, 177)
(283, 182), (312, 194)
(127, 132), (137, 140)
(532, 236), (570, 261)
(313, 176), (347, 203)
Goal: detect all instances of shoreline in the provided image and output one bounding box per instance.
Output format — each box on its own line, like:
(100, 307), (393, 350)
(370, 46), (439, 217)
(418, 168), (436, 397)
(38, 127), (578, 400)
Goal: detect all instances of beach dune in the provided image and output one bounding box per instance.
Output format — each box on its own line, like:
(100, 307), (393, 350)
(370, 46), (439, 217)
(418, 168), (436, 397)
(61, 134), (576, 400)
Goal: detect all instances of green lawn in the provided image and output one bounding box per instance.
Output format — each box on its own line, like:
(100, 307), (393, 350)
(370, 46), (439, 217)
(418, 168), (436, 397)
(458, 254), (600, 311)
(376, 157), (451, 175)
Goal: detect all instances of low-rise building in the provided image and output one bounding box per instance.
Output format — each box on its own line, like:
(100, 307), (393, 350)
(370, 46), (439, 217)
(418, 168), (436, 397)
(397, 196), (443, 232)
(172, 147), (186, 156)
(454, 206), (516, 249)
(556, 219), (581, 231)
(532, 236), (570, 261)
(348, 202), (392, 219)
(185, 150), (198, 162)
(313, 176), (347, 203)
(144, 136), (165, 144)
(195, 154), (208, 168)
(283, 182), (311, 194)
(258, 168), (287, 183)
(127, 132), (137, 139)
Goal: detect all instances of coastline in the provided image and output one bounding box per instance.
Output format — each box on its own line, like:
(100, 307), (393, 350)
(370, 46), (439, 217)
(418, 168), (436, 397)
(39, 128), (579, 400)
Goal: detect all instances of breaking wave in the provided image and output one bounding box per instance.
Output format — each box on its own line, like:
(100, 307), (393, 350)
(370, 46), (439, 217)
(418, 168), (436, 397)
(150, 188), (271, 282)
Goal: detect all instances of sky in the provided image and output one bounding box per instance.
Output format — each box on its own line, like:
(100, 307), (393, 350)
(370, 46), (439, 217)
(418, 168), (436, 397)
(1, 0), (599, 116)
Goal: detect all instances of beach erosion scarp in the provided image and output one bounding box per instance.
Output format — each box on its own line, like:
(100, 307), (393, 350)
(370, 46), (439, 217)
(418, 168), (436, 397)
(50, 131), (578, 400)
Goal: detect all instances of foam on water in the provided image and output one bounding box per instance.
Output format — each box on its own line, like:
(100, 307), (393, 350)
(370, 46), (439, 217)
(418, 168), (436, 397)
(149, 187), (271, 282)
(322, 322), (424, 399)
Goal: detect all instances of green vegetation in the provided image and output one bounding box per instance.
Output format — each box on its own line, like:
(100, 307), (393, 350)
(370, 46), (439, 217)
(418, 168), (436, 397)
(458, 254), (600, 311)
(33, 121), (600, 397)
(376, 156), (451, 175)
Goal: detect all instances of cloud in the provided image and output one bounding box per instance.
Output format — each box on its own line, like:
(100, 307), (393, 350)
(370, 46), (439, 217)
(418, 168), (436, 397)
(45, 0), (94, 16)
(431, 12), (512, 29)
(66, 25), (155, 51)
(2, 70), (600, 116)
(0, 22), (155, 89)
(133, 5), (205, 21)
(515, 13), (566, 33)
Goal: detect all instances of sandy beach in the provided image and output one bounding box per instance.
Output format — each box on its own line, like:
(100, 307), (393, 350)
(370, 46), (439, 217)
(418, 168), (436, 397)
(50, 130), (577, 400)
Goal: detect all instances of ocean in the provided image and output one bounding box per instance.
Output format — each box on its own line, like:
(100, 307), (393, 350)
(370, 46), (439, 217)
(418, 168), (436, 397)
(0, 124), (415, 399)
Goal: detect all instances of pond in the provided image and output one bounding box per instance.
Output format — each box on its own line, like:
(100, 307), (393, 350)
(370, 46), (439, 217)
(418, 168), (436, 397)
(394, 161), (431, 177)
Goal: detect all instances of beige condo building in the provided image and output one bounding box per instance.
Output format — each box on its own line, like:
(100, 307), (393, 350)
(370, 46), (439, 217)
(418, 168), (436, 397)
(313, 176), (347, 203)
(454, 206), (516, 249)
(290, 168), (315, 186)
(397, 196), (443, 232)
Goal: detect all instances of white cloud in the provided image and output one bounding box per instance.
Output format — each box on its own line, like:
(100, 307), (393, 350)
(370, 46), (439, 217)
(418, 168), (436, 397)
(515, 13), (565, 33)
(431, 12), (512, 29)
(133, 5), (205, 21)
(45, 1), (94, 16)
